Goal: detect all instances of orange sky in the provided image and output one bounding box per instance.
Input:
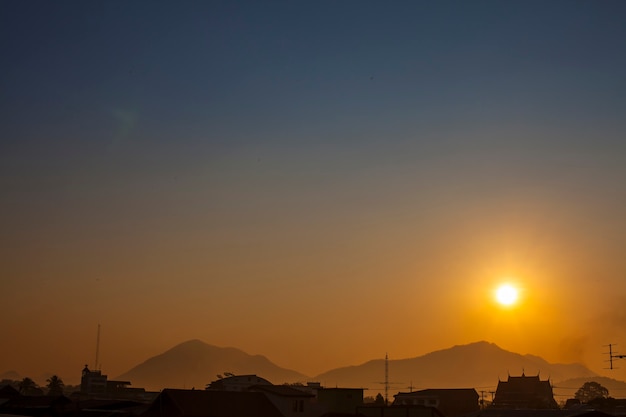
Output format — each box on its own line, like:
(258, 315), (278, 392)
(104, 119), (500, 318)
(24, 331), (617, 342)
(4, 196), (626, 385)
(3, 1), (626, 387)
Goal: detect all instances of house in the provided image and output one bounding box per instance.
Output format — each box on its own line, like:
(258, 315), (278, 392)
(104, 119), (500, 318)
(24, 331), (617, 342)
(491, 373), (558, 409)
(0, 384), (21, 399)
(286, 383), (364, 415)
(205, 374), (326, 417)
(142, 389), (285, 417)
(316, 388), (364, 414)
(148, 377), (366, 417)
(250, 384), (320, 417)
(393, 389), (479, 417)
(79, 365), (152, 401)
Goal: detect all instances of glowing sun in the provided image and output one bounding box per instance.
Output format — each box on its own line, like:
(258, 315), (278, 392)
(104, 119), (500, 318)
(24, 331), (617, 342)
(495, 284), (519, 306)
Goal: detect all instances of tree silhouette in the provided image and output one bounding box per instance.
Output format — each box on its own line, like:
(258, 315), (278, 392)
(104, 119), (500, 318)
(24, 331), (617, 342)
(374, 393), (385, 405)
(18, 377), (39, 395)
(46, 375), (64, 396)
(574, 381), (609, 403)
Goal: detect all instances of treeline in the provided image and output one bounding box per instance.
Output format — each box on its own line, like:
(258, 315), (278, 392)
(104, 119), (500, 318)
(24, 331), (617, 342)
(0, 376), (77, 396)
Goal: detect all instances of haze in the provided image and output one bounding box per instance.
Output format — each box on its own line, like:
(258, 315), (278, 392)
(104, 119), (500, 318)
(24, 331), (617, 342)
(2, 1), (626, 384)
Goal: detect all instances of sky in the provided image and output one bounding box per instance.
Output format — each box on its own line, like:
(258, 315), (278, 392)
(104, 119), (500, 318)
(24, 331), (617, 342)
(2, 0), (626, 386)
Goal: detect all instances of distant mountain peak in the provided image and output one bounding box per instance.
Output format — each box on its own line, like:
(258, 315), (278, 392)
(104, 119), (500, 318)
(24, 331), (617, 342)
(314, 341), (598, 394)
(419, 340), (511, 360)
(169, 339), (214, 349)
(116, 340), (307, 391)
(168, 339), (214, 350)
(115, 340), (602, 395)
(448, 340), (502, 350)
(179, 338), (205, 345)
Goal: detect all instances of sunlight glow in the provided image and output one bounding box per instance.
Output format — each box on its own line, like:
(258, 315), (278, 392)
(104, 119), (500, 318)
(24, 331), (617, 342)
(495, 284), (518, 306)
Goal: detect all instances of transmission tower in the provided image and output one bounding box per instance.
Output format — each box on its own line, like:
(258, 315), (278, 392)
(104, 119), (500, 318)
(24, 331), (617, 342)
(373, 353), (403, 406)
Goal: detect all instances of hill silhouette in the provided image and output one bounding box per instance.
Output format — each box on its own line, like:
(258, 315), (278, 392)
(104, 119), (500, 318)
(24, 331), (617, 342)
(115, 340), (603, 396)
(115, 339), (308, 390)
(0, 371), (21, 381)
(313, 341), (597, 397)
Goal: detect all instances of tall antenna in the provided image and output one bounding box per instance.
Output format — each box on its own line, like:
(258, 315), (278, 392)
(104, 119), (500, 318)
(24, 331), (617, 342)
(373, 353), (402, 404)
(605, 344), (626, 370)
(94, 324), (101, 370)
(385, 353), (389, 406)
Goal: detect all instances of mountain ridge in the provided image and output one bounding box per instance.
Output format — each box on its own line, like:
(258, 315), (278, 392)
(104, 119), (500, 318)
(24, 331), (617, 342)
(115, 339), (605, 397)
(312, 341), (598, 398)
(115, 339), (308, 390)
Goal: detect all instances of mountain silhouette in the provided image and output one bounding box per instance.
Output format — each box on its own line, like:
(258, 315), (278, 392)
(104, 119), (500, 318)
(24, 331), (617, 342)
(116, 340), (601, 396)
(115, 340), (308, 390)
(0, 370), (21, 381)
(313, 341), (597, 397)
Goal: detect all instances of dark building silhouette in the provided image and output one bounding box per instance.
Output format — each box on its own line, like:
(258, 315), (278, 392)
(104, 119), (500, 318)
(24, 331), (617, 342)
(143, 389), (285, 417)
(80, 365), (153, 401)
(0, 394), (72, 417)
(81, 365), (107, 394)
(0, 384), (21, 399)
(315, 387), (364, 414)
(393, 389), (479, 416)
(491, 373), (558, 409)
(204, 375), (363, 417)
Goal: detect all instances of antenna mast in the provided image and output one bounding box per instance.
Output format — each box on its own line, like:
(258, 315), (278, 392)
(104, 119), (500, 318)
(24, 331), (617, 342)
(373, 355), (402, 405)
(385, 353), (389, 406)
(605, 344), (626, 370)
(95, 324), (101, 370)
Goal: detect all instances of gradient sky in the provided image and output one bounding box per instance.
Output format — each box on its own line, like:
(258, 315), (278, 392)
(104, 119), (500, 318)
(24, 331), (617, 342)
(2, 1), (626, 386)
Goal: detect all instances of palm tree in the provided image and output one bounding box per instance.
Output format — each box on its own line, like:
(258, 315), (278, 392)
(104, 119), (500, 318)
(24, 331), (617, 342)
(18, 377), (38, 395)
(46, 375), (64, 396)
